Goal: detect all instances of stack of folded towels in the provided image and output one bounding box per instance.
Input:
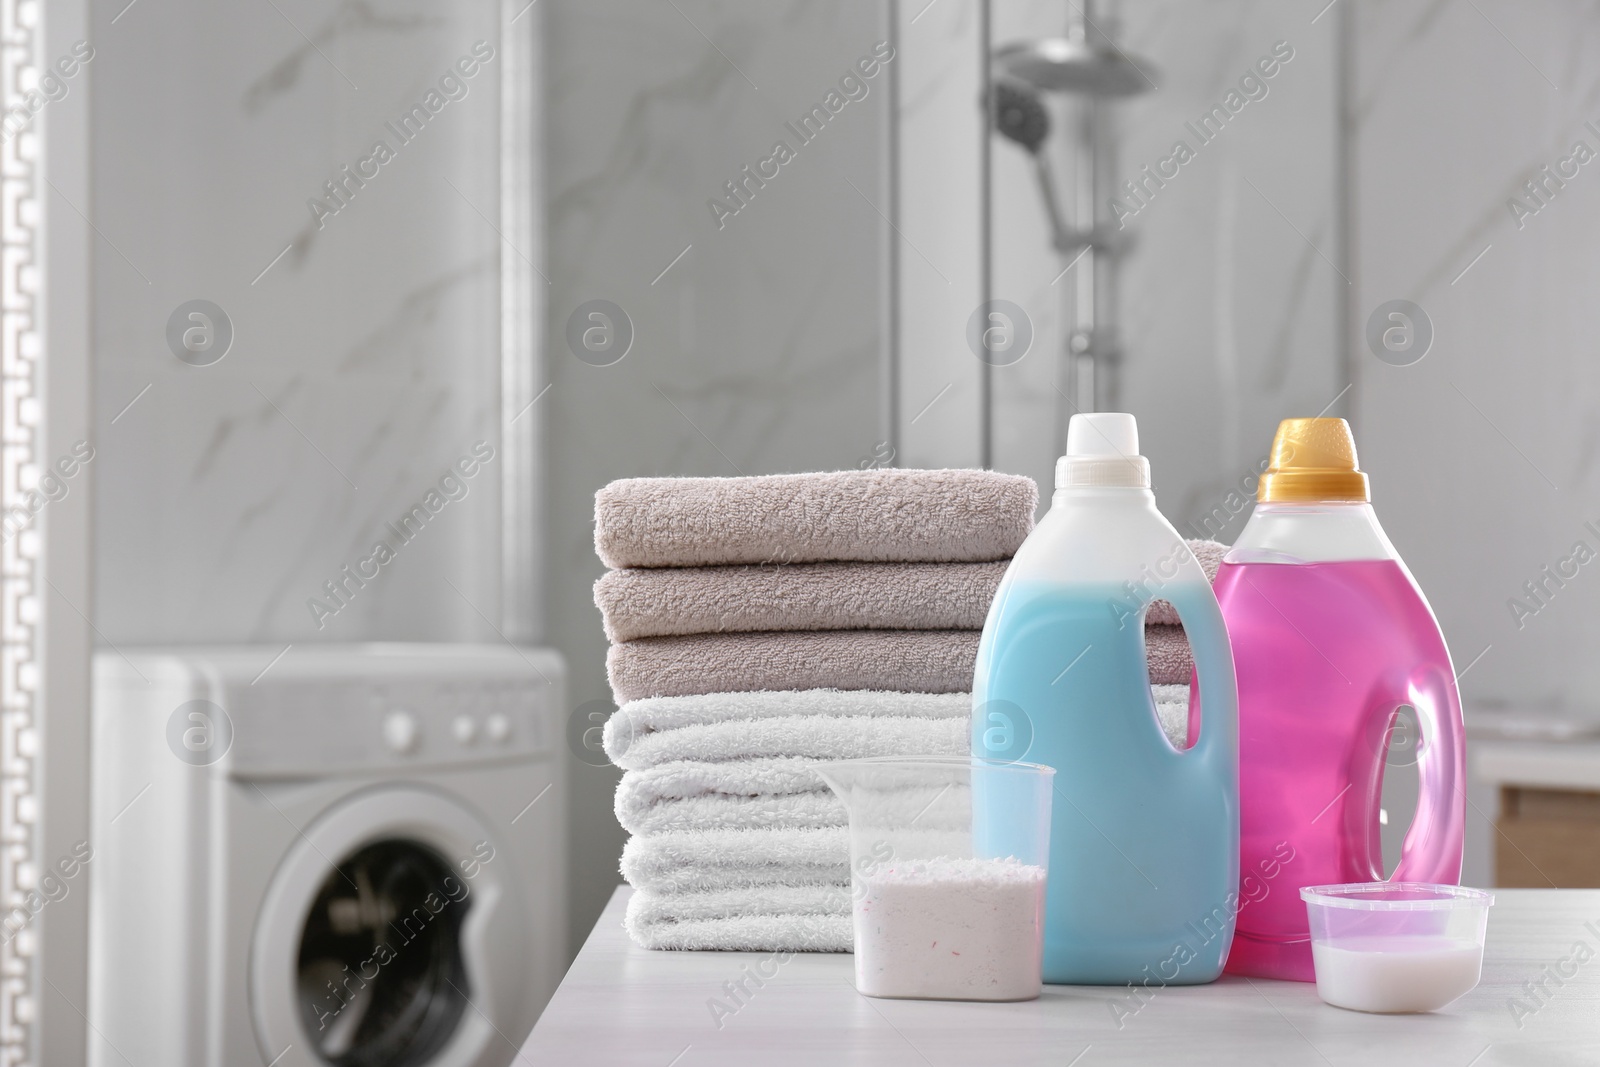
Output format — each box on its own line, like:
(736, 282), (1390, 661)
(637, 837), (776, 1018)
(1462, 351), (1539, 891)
(592, 468), (1225, 952)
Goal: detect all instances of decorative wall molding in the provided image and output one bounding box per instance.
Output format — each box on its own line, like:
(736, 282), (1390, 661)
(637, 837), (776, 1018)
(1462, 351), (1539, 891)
(0, 0), (47, 1057)
(8, 0), (92, 1062)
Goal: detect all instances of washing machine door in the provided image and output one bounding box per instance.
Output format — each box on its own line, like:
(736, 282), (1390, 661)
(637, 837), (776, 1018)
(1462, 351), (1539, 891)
(251, 786), (529, 1067)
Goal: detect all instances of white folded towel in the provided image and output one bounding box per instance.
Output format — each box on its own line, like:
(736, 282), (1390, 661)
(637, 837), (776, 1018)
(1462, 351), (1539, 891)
(615, 713), (969, 771)
(621, 826), (849, 893)
(624, 885), (853, 952)
(604, 689), (971, 769)
(614, 686), (1193, 952)
(608, 687), (1189, 771)
(616, 764), (974, 836)
(1152, 684), (1190, 747)
(609, 691), (970, 835)
(619, 756), (844, 808)
(618, 785), (844, 836)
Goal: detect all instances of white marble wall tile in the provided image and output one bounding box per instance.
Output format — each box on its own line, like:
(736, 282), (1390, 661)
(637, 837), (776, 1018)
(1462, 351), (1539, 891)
(93, 0), (506, 644)
(1353, 0), (1600, 712)
(988, 1), (1092, 507)
(895, 0), (985, 471)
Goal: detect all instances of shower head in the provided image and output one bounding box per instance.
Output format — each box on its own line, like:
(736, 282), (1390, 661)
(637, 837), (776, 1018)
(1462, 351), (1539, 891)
(995, 37), (1159, 98)
(991, 80), (1049, 154)
(987, 79), (1078, 259)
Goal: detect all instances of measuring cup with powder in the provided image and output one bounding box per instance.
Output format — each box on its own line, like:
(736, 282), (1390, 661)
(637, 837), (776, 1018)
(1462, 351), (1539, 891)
(817, 756), (1054, 1001)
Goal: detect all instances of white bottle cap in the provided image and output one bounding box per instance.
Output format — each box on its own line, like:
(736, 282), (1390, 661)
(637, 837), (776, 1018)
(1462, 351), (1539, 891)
(1056, 412), (1151, 488)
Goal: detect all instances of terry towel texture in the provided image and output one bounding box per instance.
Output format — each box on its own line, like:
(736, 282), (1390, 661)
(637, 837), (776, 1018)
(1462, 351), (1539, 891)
(625, 886), (853, 952)
(622, 826), (849, 893)
(1144, 625), (1199, 686)
(1146, 538), (1227, 626)
(596, 539), (1225, 642)
(594, 559), (1008, 642)
(593, 469), (1033, 952)
(610, 626), (1198, 702)
(607, 630), (980, 703)
(607, 692), (969, 834)
(617, 786), (847, 836)
(593, 468), (1038, 569)
(606, 690), (970, 770)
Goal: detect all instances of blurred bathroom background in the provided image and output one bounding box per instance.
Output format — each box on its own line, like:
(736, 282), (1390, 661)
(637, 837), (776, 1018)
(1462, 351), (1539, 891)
(527, 0), (1600, 957)
(47, 0), (1600, 1046)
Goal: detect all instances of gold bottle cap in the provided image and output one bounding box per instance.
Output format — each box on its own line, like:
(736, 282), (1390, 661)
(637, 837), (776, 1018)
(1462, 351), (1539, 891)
(1257, 417), (1370, 503)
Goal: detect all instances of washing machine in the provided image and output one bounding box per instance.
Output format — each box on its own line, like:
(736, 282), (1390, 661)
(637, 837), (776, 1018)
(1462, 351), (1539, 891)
(88, 644), (566, 1067)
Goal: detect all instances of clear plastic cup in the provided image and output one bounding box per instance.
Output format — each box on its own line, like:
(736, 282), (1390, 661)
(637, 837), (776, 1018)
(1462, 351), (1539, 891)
(816, 756), (1054, 1002)
(1300, 882), (1494, 1013)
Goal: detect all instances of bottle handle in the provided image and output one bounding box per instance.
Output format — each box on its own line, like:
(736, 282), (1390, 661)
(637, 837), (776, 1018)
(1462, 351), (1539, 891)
(1170, 587), (1238, 765)
(1387, 664), (1466, 883)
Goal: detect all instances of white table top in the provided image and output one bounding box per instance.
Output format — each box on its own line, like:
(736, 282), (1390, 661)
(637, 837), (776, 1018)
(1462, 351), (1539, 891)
(520, 887), (1600, 1066)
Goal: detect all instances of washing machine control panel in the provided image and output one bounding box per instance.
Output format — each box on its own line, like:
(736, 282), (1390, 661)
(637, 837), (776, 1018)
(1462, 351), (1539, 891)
(383, 710), (421, 753)
(362, 681), (551, 763)
(216, 649), (562, 777)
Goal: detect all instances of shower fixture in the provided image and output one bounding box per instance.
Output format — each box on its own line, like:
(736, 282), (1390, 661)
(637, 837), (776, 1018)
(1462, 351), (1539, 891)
(995, 32), (1155, 98)
(992, 80), (1073, 257)
(991, 4), (1157, 422)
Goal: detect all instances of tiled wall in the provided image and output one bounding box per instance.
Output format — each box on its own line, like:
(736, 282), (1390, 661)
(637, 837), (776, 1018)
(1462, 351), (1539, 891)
(893, 0), (985, 470)
(1352, 0), (1600, 715)
(92, 0), (507, 645)
(1351, 0), (1600, 887)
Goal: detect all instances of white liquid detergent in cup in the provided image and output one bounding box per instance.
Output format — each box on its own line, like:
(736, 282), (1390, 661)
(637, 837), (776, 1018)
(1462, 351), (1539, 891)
(1301, 882), (1494, 1013)
(817, 757), (1054, 1001)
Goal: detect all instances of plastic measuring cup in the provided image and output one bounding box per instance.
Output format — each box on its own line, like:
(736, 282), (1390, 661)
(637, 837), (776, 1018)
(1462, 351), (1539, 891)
(1300, 882), (1494, 1013)
(816, 756), (1054, 1001)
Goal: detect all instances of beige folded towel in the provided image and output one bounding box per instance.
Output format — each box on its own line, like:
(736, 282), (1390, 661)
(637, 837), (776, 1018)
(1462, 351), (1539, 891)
(607, 630), (979, 703)
(1146, 539), (1228, 626)
(594, 468), (1037, 569)
(594, 560), (1008, 642)
(592, 539), (1223, 641)
(1145, 624), (1196, 685)
(608, 627), (1197, 702)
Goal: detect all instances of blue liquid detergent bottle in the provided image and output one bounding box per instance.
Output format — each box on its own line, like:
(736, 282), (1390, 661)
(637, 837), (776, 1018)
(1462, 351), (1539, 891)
(973, 413), (1240, 985)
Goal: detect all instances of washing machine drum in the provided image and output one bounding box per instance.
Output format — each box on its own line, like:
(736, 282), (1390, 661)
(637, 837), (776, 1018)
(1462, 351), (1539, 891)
(296, 840), (470, 1066)
(253, 788), (528, 1067)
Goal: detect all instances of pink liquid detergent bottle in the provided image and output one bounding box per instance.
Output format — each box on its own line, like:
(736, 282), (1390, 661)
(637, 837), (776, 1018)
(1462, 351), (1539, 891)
(1211, 418), (1465, 981)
